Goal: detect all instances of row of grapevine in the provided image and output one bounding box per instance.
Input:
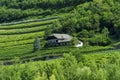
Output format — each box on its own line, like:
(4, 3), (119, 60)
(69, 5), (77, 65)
(0, 46), (113, 63)
(0, 17), (58, 59)
(0, 19), (57, 29)
(0, 25), (47, 35)
(0, 31), (44, 43)
(0, 16), (59, 26)
(0, 44), (33, 60)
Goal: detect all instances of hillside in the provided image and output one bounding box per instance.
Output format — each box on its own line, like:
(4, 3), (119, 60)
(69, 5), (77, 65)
(0, 17), (60, 60)
(0, 0), (120, 80)
(0, 0), (120, 65)
(0, 0), (91, 23)
(1, 0), (120, 45)
(1, 48), (120, 80)
(52, 0), (120, 46)
(0, 0), (120, 63)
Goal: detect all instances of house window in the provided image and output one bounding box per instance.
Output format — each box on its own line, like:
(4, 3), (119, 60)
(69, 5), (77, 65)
(56, 40), (58, 43)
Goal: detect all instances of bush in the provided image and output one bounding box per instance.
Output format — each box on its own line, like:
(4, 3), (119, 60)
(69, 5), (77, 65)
(33, 36), (40, 52)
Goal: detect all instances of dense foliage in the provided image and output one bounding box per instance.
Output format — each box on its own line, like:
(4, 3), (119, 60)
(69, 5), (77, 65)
(1, 52), (120, 80)
(0, 0), (91, 23)
(0, 0), (91, 9)
(51, 0), (120, 45)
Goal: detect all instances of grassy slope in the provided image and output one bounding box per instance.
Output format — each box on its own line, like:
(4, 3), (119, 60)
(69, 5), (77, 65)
(0, 16), (116, 63)
(0, 45), (114, 61)
(0, 1), (119, 64)
(0, 17), (59, 61)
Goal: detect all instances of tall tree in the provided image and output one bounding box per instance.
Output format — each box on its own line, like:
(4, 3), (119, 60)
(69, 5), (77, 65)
(33, 36), (40, 52)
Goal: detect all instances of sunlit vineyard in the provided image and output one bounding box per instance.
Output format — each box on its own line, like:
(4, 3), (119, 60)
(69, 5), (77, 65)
(0, 17), (58, 61)
(0, 18), (57, 29)
(0, 32), (44, 43)
(0, 0), (120, 80)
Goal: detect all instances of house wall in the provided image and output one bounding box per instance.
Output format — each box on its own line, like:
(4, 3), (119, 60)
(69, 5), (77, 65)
(48, 39), (58, 43)
(46, 38), (72, 47)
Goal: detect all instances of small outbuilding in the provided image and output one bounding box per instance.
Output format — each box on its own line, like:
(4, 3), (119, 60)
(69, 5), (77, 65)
(75, 41), (83, 47)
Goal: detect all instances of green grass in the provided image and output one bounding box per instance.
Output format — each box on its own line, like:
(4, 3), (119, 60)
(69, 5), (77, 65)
(0, 17), (59, 61)
(0, 19), (57, 29)
(0, 16), (115, 64)
(0, 25), (47, 35)
(0, 44), (33, 60)
(0, 31), (44, 43)
(0, 38), (38, 47)
(0, 45), (114, 62)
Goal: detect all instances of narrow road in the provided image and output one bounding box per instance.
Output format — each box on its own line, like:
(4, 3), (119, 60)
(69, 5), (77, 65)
(2, 54), (63, 66)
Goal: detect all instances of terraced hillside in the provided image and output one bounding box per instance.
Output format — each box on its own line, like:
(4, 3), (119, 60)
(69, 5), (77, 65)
(0, 17), (59, 60)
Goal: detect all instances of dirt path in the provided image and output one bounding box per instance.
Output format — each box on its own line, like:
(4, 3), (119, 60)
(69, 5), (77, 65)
(2, 54), (63, 65)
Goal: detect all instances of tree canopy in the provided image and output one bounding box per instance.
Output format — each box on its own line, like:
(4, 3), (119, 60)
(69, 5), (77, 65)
(51, 0), (120, 45)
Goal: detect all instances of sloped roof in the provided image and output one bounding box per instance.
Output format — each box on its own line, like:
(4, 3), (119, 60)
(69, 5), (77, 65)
(50, 33), (72, 39)
(47, 33), (73, 42)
